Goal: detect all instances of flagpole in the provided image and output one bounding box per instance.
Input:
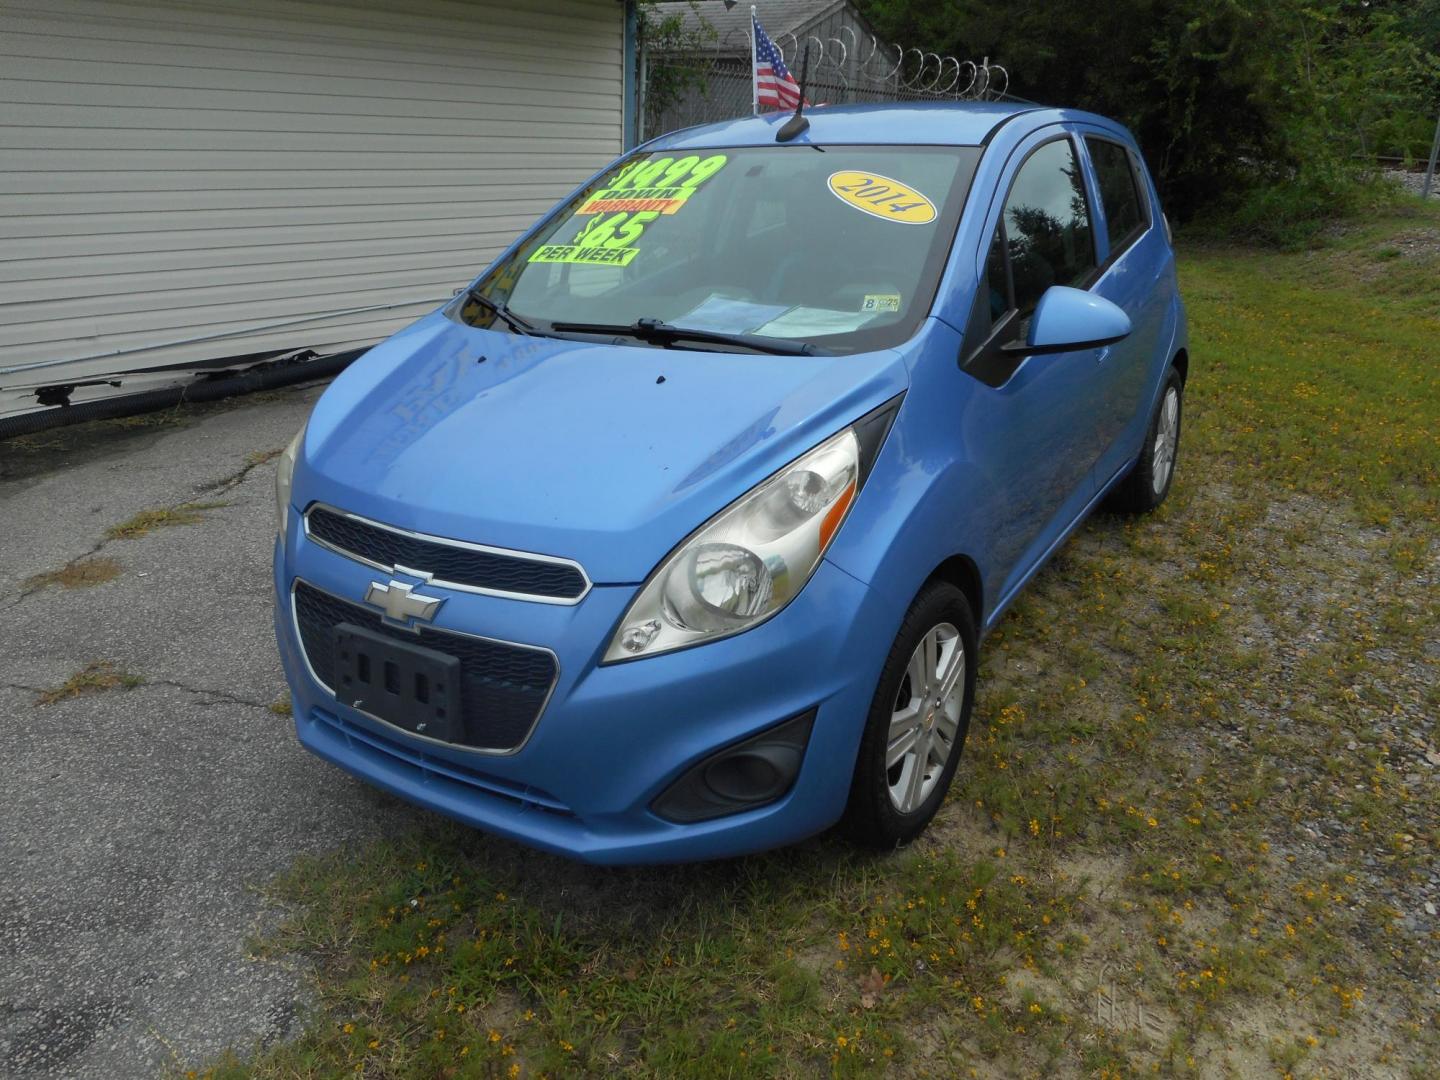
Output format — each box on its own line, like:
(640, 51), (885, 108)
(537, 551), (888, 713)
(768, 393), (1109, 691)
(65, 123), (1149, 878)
(750, 5), (759, 115)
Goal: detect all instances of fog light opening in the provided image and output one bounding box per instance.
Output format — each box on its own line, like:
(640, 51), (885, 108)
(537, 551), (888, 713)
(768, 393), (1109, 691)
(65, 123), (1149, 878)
(703, 750), (789, 802)
(651, 710), (815, 824)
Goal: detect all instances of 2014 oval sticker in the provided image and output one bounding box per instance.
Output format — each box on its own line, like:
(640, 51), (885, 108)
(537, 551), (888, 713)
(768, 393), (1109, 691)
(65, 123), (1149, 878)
(827, 171), (937, 225)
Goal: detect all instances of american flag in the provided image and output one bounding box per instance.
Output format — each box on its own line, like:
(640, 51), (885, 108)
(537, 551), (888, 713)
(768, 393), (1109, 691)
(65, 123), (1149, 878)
(753, 13), (804, 111)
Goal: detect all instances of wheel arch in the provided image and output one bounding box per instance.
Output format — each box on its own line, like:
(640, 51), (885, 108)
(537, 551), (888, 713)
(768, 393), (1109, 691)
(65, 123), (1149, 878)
(926, 554), (985, 628)
(1172, 347), (1189, 385)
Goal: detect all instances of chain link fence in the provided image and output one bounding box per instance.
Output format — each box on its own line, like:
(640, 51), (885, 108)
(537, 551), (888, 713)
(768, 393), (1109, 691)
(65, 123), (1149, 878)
(642, 25), (1010, 140)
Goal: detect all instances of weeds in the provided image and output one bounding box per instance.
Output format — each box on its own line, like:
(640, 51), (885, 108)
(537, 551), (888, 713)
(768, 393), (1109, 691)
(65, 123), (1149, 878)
(36, 660), (144, 706)
(22, 556), (122, 591)
(106, 501), (229, 540)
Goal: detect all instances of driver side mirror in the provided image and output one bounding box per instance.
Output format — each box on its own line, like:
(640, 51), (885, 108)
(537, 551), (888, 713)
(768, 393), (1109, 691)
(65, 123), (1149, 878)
(1002, 286), (1131, 357)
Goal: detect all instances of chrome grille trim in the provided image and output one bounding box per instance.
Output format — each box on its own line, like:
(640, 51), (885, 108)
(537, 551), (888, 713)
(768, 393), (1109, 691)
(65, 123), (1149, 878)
(303, 503), (591, 605)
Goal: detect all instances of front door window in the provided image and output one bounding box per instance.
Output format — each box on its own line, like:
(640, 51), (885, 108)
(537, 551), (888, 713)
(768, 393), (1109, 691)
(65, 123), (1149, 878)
(1001, 138), (1097, 319)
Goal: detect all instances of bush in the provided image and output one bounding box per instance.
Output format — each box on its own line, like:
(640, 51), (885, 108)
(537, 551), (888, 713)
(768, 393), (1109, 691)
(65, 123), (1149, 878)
(1198, 168), (1403, 248)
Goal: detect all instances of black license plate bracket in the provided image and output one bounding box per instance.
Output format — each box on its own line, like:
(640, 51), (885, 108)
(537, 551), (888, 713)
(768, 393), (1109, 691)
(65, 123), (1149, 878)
(332, 622), (462, 742)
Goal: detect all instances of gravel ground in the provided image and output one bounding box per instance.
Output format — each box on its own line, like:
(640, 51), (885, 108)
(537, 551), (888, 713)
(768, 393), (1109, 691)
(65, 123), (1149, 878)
(0, 387), (428, 1078)
(1386, 166), (1440, 199)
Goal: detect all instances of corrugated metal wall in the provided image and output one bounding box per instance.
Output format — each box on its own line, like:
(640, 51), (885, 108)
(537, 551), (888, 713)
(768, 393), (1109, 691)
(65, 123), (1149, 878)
(0, 0), (624, 418)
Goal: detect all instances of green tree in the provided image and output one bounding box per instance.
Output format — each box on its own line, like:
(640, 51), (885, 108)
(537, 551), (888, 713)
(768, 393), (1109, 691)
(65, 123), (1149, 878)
(639, 1), (717, 138)
(859, 0), (1439, 239)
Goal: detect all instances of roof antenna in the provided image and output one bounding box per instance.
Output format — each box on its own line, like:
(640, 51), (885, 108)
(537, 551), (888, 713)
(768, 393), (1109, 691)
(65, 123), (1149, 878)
(775, 44), (811, 142)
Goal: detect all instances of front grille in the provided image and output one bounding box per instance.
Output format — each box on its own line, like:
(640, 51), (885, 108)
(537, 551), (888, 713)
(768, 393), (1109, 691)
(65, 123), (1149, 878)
(293, 580), (557, 752)
(306, 506), (587, 601)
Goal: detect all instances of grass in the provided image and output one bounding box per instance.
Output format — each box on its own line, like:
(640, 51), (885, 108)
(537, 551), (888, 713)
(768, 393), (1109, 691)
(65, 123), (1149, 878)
(22, 555), (122, 591)
(21, 500), (230, 596)
(194, 202), (1440, 1078)
(5, 406), (192, 453)
(105, 500), (229, 540)
(36, 660), (145, 706)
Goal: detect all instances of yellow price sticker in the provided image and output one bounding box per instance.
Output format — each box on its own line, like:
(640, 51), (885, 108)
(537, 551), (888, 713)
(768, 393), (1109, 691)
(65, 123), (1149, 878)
(529, 244), (639, 267)
(535, 155), (730, 270)
(578, 154), (729, 215)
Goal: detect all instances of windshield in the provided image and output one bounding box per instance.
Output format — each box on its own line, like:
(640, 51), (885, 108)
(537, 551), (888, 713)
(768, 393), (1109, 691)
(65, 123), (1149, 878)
(458, 144), (983, 353)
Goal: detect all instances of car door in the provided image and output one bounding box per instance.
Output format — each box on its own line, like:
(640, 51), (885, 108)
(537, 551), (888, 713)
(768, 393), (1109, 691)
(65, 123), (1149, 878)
(956, 131), (1108, 605)
(1076, 132), (1170, 484)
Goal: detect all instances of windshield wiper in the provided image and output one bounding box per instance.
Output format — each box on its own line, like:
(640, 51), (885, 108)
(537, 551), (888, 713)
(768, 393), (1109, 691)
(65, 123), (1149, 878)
(547, 317), (823, 356)
(464, 287), (544, 337)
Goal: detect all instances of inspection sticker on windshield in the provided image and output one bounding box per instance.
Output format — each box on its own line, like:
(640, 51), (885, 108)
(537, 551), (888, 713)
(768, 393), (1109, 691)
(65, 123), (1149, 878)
(528, 243), (639, 267)
(828, 171), (937, 224)
(861, 294), (902, 313)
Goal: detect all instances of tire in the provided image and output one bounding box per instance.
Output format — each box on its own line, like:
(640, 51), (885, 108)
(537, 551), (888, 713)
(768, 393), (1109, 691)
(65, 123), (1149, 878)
(1106, 366), (1184, 514)
(842, 581), (978, 850)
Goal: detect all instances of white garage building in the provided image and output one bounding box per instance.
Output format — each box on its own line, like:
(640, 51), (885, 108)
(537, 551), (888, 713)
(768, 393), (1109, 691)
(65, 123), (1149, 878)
(0, 0), (636, 425)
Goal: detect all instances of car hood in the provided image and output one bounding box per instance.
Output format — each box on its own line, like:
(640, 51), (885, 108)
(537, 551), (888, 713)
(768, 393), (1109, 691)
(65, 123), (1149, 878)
(299, 312), (909, 584)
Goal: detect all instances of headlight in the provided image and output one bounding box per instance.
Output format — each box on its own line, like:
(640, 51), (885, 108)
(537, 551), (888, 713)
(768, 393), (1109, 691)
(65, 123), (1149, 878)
(274, 423), (306, 538)
(605, 413), (890, 663)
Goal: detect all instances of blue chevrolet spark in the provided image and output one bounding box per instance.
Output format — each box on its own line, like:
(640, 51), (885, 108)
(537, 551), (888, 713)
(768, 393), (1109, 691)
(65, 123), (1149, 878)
(273, 102), (1188, 864)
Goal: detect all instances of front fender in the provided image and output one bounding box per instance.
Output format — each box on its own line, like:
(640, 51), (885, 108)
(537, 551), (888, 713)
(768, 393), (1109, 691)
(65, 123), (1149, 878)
(826, 319), (1004, 626)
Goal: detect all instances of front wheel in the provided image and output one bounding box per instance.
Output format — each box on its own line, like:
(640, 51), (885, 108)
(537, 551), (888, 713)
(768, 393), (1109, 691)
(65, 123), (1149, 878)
(842, 581), (977, 849)
(1107, 366), (1184, 513)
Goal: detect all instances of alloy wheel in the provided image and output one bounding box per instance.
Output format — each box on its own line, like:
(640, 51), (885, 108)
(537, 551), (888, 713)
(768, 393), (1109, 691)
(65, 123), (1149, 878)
(886, 622), (966, 813)
(1151, 386), (1180, 495)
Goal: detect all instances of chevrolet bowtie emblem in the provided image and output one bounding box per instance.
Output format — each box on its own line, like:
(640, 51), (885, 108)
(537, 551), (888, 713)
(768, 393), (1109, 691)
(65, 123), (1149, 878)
(364, 579), (444, 629)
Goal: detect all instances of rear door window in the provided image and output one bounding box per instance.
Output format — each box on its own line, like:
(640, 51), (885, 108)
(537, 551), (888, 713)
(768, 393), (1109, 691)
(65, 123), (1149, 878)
(1085, 137), (1148, 255)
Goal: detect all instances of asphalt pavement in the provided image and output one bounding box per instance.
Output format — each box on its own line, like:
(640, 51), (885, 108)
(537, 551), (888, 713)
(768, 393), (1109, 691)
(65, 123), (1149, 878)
(0, 384), (428, 1077)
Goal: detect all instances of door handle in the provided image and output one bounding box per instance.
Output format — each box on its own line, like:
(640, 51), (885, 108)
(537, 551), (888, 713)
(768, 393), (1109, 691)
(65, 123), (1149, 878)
(1095, 347), (1111, 364)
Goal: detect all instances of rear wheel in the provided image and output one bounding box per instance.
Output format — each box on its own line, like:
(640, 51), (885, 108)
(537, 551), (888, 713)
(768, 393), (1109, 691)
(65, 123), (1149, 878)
(1107, 366), (1183, 513)
(843, 581), (977, 849)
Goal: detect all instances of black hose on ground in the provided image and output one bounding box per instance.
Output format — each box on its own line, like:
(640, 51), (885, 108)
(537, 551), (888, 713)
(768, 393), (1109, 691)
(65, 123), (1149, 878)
(0, 349), (366, 442)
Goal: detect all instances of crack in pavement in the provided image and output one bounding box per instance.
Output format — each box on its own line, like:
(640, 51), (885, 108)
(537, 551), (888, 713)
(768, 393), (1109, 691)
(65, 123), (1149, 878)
(193, 449), (284, 499)
(14, 444), (283, 605)
(15, 544), (107, 602)
(4, 678), (276, 712)
(1, 384), (343, 1080)
(147, 679), (275, 712)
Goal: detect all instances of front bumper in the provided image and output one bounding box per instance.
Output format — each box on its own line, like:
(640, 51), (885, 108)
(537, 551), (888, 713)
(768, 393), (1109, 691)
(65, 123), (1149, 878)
(273, 511), (895, 864)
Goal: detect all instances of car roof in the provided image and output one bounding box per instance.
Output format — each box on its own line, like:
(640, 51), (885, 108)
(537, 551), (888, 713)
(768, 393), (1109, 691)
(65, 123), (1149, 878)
(642, 101), (1121, 152)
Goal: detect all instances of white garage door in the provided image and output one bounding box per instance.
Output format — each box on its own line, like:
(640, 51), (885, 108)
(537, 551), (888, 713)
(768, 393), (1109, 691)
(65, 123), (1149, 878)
(0, 0), (625, 419)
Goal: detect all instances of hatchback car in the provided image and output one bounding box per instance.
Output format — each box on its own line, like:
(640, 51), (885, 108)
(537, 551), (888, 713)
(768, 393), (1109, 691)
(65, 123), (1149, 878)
(273, 101), (1188, 864)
